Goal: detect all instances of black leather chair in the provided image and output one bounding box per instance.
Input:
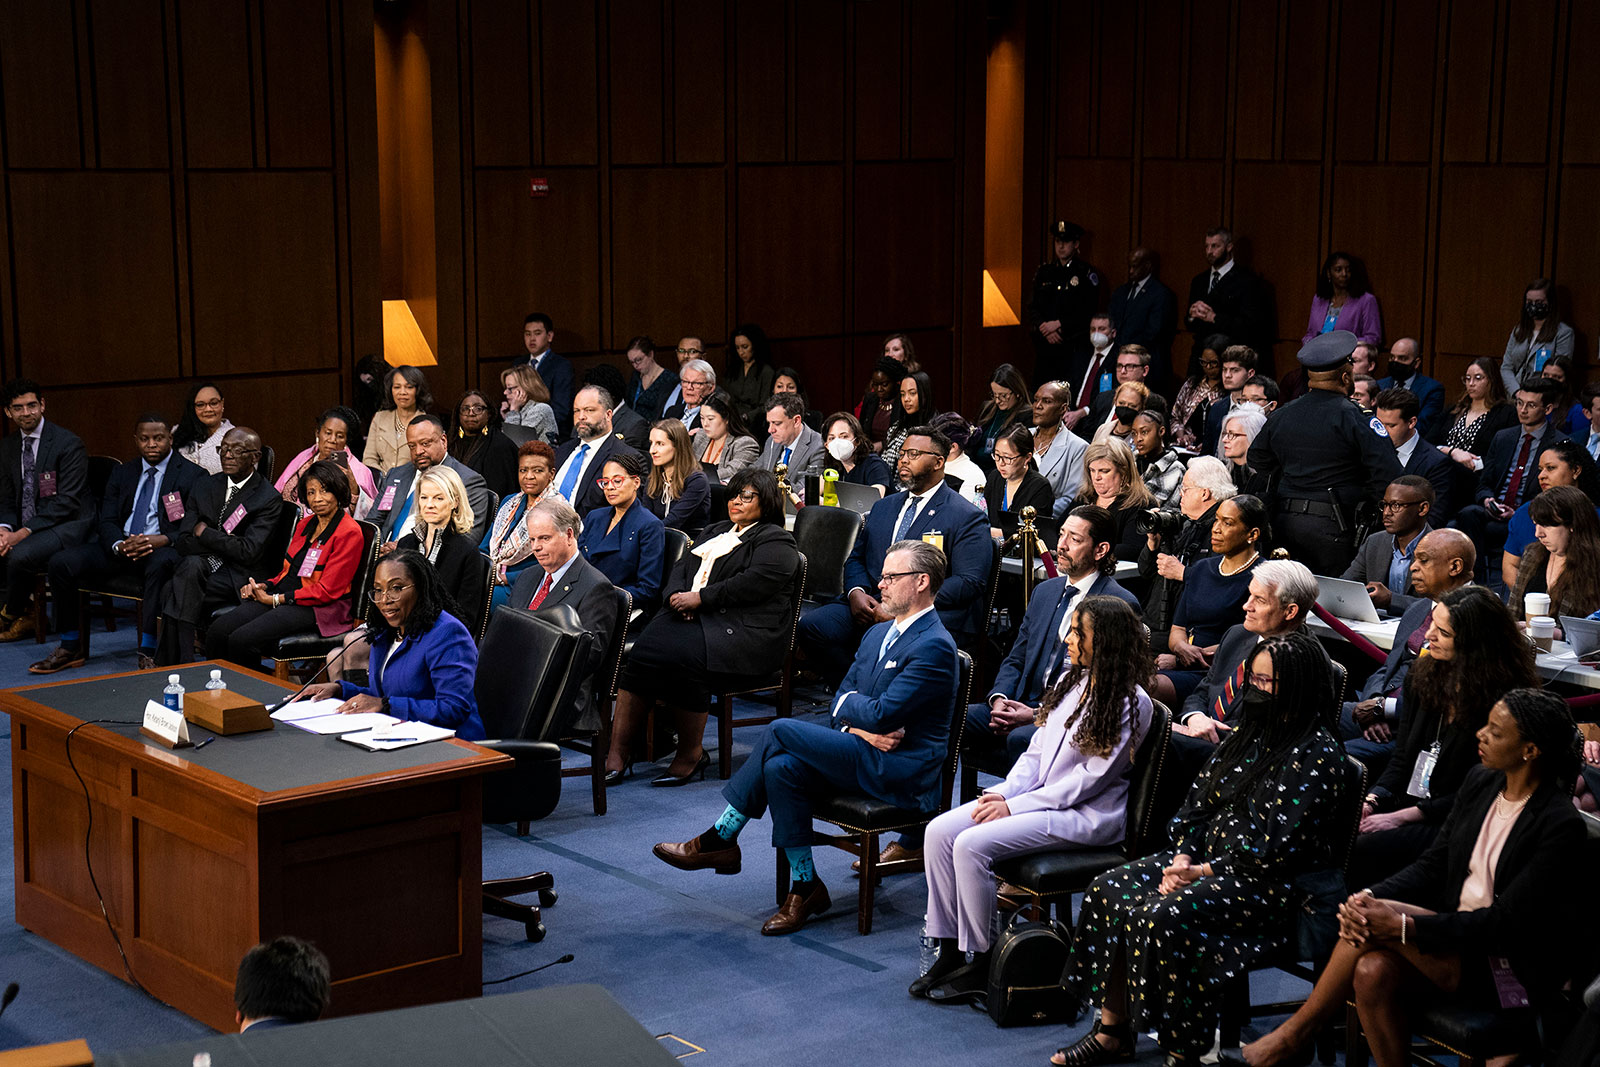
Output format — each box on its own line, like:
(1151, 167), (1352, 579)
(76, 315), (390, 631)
(477, 605), (596, 942)
(471, 552), (495, 642)
(258, 445), (276, 485)
(1345, 809), (1600, 1067)
(712, 553), (807, 780)
(792, 504), (861, 604)
(557, 586), (632, 815)
(989, 701), (1177, 923)
(708, 481), (734, 519)
(268, 519), (380, 679)
(782, 650), (973, 934)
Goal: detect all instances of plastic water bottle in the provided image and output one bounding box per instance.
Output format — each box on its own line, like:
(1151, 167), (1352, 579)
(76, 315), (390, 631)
(205, 669), (227, 692)
(918, 917), (938, 975)
(163, 674), (185, 713)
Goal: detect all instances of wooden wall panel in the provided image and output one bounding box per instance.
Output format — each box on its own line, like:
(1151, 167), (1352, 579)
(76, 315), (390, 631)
(472, 169), (601, 355)
(1139, 0), (1182, 159)
(262, 0), (334, 167)
(1385, 0), (1438, 163)
(1332, 0), (1382, 162)
(852, 0), (902, 160)
(0, 4), (83, 168)
(734, 2), (785, 162)
(607, 0), (664, 165)
(1433, 167), (1547, 354)
(1441, 0), (1497, 164)
(907, 0), (956, 159)
(1053, 2), (1092, 158)
(736, 167), (844, 338)
(90, 0), (171, 169)
(1232, 163), (1320, 346)
(1554, 168), (1600, 361)
(1095, 2), (1137, 158)
(1183, 3), (1229, 159)
(1500, 0), (1557, 164)
(1055, 160), (1131, 273)
(1232, 0), (1278, 161)
(609, 169), (726, 347)
(188, 172), (341, 376)
(853, 162), (955, 332)
(1281, 3), (1329, 160)
(1138, 161), (1222, 288)
(1328, 166), (1429, 343)
(9, 172), (180, 383)
(671, 0), (725, 164)
(178, 0), (255, 168)
(1562, 2), (1600, 163)
(540, 4), (598, 166)
(793, 1), (846, 161)
(468, 0), (534, 167)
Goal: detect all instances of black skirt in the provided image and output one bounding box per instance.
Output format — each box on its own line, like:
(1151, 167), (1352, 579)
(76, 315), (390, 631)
(616, 610), (769, 709)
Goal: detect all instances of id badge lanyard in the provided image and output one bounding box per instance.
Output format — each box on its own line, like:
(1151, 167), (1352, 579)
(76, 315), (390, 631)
(1406, 713), (1443, 800)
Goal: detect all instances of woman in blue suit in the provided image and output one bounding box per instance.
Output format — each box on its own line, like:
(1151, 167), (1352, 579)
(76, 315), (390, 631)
(298, 549), (484, 740)
(579, 451), (666, 615)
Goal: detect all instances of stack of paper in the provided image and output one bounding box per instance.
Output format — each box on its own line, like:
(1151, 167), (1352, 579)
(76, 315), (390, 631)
(270, 699), (455, 749)
(341, 722), (456, 750)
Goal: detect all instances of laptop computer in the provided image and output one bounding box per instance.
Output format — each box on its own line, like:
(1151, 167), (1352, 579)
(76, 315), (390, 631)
(1314, 575), (1382, 625)
(1559, 615), (1600, 659)
(831, 480), (881, 515)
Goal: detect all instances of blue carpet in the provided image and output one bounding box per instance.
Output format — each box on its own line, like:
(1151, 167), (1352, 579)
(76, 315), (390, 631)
(0, 624), (1318, 1062)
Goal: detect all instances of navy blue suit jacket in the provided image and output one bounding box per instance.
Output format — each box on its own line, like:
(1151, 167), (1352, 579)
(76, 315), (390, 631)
(578, 502), (665, 615)
(1109, 277), (1178, 370)
(844, 483), (990, 639)
(1401, 438), (1456, 520)
(1474, 425), (1571, 509)
(1354, 596), (1432, 702)
(1378, 373), (1445, 439)
(527, 350), (575, 438)
(95, 452), (205, 552)
(339, 612), (484, 740)
(554, 434), (644, 517)
(1201, 395), (1234, 458)
(830, 610), (960, 812)
(988, 574), (1141, 706)
(0, 421), (93, 539)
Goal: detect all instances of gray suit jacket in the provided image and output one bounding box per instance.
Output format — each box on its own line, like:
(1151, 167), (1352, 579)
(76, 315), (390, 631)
(369, 455), (491, 545)
(1341, 523), (1431, 615)
(756, 423), (824, 478)
(690, 432), (760, 483)
(509, 555), (621, 730)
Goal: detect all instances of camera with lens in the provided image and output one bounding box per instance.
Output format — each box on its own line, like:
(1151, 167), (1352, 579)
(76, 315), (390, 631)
(1136, 507), (1182, 538)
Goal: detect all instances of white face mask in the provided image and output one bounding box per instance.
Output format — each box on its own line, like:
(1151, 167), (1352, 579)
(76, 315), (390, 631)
(827, 437), (856, 462)
(1090, 331), (1110, 350)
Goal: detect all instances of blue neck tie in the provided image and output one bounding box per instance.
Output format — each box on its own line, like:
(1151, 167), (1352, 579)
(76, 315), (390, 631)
(894, 495), (921, 541)
(877, 623), (901, 663)
(126, 466), (158, 537)
(1039, 587), (1080, 691)
(558, 443), (589, 500)
(781, 446), (792, 468)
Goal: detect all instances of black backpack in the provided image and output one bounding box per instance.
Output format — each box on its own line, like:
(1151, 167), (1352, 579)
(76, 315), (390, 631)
(975, 914), (1078, 1027)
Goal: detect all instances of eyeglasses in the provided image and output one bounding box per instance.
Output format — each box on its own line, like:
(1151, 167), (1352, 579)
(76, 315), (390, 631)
(1179, 484), (1206, 495)
(675, 346), (704, 356)
(1116, 363), (1143, 372)
(732, 490), (760, 503)
(1220, 431), (1247, 440)
(878, 571), (925, 585)
(370, 583), (414, 603)
(461, 404), (489, 415)
(1380, 499), (1422, 511)
(219, 444), (260, 457)
(1246, 673), (1276, 689)
(595, 475), (634, 489)
(897, 447), (940, 461)
(990, 389), (1016, 402)
(193, 398), (224, 410)
(992, 451), (1025, 464)
(681, 377), (709, 387)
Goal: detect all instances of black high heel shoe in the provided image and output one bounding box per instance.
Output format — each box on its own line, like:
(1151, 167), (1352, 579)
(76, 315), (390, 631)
(650, 752), (710, 787)
(603, 757), (635, 787)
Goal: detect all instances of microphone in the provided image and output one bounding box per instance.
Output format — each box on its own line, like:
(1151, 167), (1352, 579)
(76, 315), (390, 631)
(0, 982), (19, 1019)
(270, 624), (377, 710)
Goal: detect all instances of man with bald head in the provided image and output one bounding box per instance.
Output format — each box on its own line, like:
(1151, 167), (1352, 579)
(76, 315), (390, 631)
(1108, 247), (1177, 392)
(1376, 336), (1445, 438)
(156, 425), (287, 665)
(1338, 528), (1476, 772)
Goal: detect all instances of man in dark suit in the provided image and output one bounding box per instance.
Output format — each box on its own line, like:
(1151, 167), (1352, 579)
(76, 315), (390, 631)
(582, 362), (651, 452)
(368, 414), (492, 545)
(519, 312), (574, 440)
(1338, 529), (1474, 773)
(234, 936), (331, 1033)
(965, 505), (1142, 769)
(1081, 344), (1160, 435)
(0, 378), (94, 642)
(1171, 560), (1323, 767)
(1185, 227), (1274, 371)
(1374, 387), (1455, 520)
(653, 540), (959, 936)
(509, 496), (620, 732)
(550, 386), (643, 517)
(155, 426), (286, 665)
(1200, 344), (1259, 457)
(1341, 475), (1435, 616)
(1452, 375), (1568, 578)
(31, 414), (204, 673)
(797, 426), (989, 685)
(1375, 337), (1445, 439)
(1108, 247), (1177, 393)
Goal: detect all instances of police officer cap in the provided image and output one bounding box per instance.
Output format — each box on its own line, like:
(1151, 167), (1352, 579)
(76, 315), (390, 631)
(1297, 330), (1358, 370)
(1051, 220), (1084, 242)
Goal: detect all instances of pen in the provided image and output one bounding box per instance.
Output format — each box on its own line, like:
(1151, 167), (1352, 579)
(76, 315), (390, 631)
(377, 737), (418, 743)
(194, 736), (216, 750)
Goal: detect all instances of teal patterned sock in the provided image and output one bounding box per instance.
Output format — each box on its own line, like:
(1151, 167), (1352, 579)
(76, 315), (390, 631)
(784, 846), (816, 884)
(712, 805), (750, 841)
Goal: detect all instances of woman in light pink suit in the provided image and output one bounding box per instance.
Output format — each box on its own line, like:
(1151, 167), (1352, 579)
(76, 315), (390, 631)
(911, 594), (1153, 1003)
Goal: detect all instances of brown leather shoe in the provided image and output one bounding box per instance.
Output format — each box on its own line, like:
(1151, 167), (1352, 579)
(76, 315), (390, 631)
(652, 835), (742, 875)
(851, 840), (924, 872)
(761, 879), (831, 935)
(0, 615), (35, 642)
(29, 645), (86, 674)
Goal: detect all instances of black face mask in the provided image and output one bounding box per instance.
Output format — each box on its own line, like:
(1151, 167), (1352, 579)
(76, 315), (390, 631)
(1114, 405), (1138, 425)
(1388, 361), (1414, 383)
(1525, 300), (1550, 319)
(1239, 687), (1274, 713)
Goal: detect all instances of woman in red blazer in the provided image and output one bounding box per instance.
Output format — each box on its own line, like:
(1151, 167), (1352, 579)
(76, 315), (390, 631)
(207, 460), (365, 666)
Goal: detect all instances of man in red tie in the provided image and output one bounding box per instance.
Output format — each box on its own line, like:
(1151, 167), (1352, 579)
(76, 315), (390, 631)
(509, 497), (620, 732)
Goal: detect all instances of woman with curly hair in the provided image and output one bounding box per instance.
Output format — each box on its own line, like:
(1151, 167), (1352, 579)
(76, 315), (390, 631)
(1349, 585), (1537, 887)
(1053, 629), (1349, 1067)
(913, 596), (1153, 1003)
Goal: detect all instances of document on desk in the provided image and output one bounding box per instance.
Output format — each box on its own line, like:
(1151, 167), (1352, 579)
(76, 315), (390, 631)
(341, 722), (456, 751)
(270, 698), (346, 721)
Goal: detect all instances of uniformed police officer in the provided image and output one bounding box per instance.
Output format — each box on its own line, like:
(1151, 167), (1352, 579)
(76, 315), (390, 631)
(1247, 330), (1404, 576)
(1027, 220), (1101, 388)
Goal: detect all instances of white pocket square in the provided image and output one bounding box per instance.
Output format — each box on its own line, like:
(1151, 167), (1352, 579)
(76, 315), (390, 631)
(885, 660), (898, 669)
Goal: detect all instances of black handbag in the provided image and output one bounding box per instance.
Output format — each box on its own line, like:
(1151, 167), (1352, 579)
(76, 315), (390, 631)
(975, 914), (1078, 1027)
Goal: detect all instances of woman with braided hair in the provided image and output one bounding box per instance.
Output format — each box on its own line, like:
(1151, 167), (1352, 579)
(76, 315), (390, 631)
(912, 596), (1153, 1004)
(1053, 628), (1349, 1067)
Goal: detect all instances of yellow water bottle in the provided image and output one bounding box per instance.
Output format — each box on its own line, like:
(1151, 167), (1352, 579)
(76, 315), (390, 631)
(822, 469), (839, 507)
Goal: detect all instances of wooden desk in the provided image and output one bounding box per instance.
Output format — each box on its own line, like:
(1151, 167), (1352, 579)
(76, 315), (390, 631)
(2, 662), (511, 1032)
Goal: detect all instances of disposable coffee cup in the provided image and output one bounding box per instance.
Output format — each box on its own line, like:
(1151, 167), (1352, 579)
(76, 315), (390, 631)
(1529, 615), (1556, 652)
(1525, 592), (1552, 618)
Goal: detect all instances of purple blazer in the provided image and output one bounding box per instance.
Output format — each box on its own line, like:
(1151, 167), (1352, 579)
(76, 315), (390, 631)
(1303, 291), (1383, 344)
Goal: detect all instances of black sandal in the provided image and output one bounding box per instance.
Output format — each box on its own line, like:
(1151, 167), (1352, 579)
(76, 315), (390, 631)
(1051, 1018), (1136, 1067)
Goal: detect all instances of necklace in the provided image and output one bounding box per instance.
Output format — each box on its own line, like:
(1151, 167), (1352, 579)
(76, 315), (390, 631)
(1493, 788), (1532, 818)
(1219, 550), (1259, 577)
